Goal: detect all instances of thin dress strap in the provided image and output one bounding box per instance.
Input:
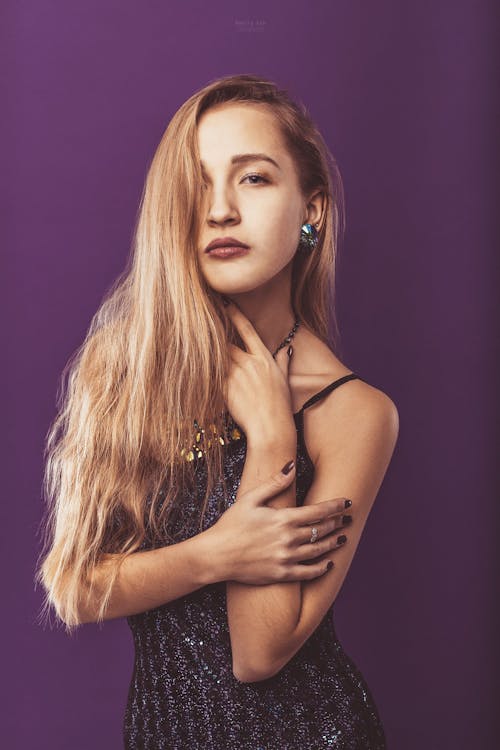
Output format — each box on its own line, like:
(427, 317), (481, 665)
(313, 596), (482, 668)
(293, 373), (361, 468)
(299, 372), (360, 413)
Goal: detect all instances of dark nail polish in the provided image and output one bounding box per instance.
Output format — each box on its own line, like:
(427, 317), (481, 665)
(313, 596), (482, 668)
(344, 499), (352, 508)
(326, 561), (334, 571)
(342, 515), (352, 525)
(281, 460), (295, 475)
(287, 345), (293, 357)
(221, 295), (231, 306)
(337, 534), (347, 545)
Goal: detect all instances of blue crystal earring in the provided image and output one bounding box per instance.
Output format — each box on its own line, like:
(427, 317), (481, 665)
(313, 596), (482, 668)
(298, 222), (320, 252)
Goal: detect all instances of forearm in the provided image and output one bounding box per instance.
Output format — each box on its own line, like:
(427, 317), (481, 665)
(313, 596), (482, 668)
(78, 528), (220, 623)
(226, 424), (302, 676)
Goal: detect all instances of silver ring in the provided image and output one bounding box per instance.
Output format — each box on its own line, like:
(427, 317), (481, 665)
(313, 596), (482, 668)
(310, 526), (319, 544)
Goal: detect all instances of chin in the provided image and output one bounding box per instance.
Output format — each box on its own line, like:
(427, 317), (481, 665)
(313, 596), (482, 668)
(212, 281), (267, 297)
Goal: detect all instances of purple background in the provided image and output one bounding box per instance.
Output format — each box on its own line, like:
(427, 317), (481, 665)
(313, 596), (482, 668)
(3, 1), (498, 748)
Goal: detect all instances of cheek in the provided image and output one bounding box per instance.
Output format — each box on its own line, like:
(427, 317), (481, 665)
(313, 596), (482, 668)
(252, 193), (302, 246)
(274, 207), (302, 256)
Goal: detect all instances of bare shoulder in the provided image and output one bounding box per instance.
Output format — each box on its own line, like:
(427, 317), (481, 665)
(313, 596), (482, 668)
(304, 374), (399, 528)
(315, 377), (399, 454)
(291, 327), (399, 465)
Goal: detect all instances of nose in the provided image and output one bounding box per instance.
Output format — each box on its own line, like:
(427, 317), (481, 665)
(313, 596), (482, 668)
(204, 183), (239, 226)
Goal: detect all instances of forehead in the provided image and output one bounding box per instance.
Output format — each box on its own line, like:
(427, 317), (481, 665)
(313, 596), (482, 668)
(197, 103), (289, 169)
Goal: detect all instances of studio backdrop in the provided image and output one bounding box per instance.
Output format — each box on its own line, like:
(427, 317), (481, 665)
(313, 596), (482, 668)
(3, 1), (497, 748)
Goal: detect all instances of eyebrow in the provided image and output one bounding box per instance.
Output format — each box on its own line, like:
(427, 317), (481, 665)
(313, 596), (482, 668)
(200, 153), (281, 172)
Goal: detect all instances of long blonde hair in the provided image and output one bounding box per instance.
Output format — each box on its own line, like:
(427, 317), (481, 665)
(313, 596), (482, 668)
(35, 73), (346, 633)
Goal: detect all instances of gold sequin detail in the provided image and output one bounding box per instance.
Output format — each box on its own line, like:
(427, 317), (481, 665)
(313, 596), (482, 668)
(181, 418), (242, 461)
(125, 389), (387, 749)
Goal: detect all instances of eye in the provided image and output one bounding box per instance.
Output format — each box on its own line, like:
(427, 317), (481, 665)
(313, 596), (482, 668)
(241, 173), (269, 185)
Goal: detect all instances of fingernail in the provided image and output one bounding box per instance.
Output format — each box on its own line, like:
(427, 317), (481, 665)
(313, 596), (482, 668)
(344, 499), (352, 508)
(337, 534), (347, 545)
(281, 460), (295, 474)
(326, 561), (334, 571)
(221, 295), (231, 307)
(287, 345), (293, 357)
(342, 515), (352, 525)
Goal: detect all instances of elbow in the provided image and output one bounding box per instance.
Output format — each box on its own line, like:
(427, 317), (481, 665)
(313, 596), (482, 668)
(46, 594), (88, 630)
(57, 588), (97, 627)
(55, 576), (100, 627)
(230, 637), (292, 683)
(232, 664), (268, 684)
(72, 604), (96, 626)
(38, 552), (102, 628)
(232, 657), (284, 684)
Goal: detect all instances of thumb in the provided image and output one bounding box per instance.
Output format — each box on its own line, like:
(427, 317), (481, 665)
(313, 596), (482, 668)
(240, 459), (297, 506)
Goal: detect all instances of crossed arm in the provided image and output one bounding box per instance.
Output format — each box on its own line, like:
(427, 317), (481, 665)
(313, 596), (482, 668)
(226, 383), (399, 682)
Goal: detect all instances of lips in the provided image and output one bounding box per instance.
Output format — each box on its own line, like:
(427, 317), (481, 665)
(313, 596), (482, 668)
(206, 246), (250, 259)
(204, 236), (250, 253)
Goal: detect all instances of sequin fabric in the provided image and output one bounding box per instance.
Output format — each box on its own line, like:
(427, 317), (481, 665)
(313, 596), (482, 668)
(124, 374), (387, 749)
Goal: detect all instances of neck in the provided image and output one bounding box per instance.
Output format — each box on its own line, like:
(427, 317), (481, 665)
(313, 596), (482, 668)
(227, 272), (298, 355)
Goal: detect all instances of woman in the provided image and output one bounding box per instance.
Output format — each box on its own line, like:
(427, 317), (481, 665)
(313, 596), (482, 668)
(36, 74), (399, 749)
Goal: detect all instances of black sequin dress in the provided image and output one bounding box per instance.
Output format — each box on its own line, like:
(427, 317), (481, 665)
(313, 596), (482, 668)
(124, 373), (387, 749)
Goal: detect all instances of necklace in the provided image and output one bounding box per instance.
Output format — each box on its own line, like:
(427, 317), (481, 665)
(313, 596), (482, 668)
(180, 316), (301, 461)
(271, 316), (301, 359)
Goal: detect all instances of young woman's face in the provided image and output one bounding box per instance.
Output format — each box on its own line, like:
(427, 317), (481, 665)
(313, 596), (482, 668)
(196, 102), (308, 296)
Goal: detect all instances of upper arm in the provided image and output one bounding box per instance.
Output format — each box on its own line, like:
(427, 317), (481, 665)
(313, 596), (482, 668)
(269, 383), (399, 676)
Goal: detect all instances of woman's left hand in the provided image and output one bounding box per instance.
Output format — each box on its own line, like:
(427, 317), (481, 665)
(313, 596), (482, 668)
(224, 300), (296, 439)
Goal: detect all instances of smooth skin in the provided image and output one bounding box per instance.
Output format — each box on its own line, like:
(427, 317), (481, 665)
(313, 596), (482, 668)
(205, 465), (351, 586)
(77, 473), (346, 624)
(196, 102), (399, 682)
(77, 103), (398, 688)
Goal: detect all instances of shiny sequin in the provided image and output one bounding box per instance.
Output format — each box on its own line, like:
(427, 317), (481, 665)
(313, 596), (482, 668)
(124, 374), (386, 748)
(180, 417), (242, 461)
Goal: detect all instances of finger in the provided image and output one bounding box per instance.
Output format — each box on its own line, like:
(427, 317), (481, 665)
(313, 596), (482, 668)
(292, 529), (348, 562)
(238, 460), (297, 506)
(224, 301), (271, 358)
(284, 497), (352, 525)
(296, 515), (344, 545)
(228, 342), (247, 362)
(274, 343), (292, 381)
(284, 559), (335, 582)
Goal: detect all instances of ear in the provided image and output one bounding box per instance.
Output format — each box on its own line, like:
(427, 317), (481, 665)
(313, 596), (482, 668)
(304, 189), (325, 228)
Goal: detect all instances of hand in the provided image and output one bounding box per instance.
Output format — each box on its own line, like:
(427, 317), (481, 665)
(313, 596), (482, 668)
(206, 461), (353, 585)
(223, 299), (294, 436)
